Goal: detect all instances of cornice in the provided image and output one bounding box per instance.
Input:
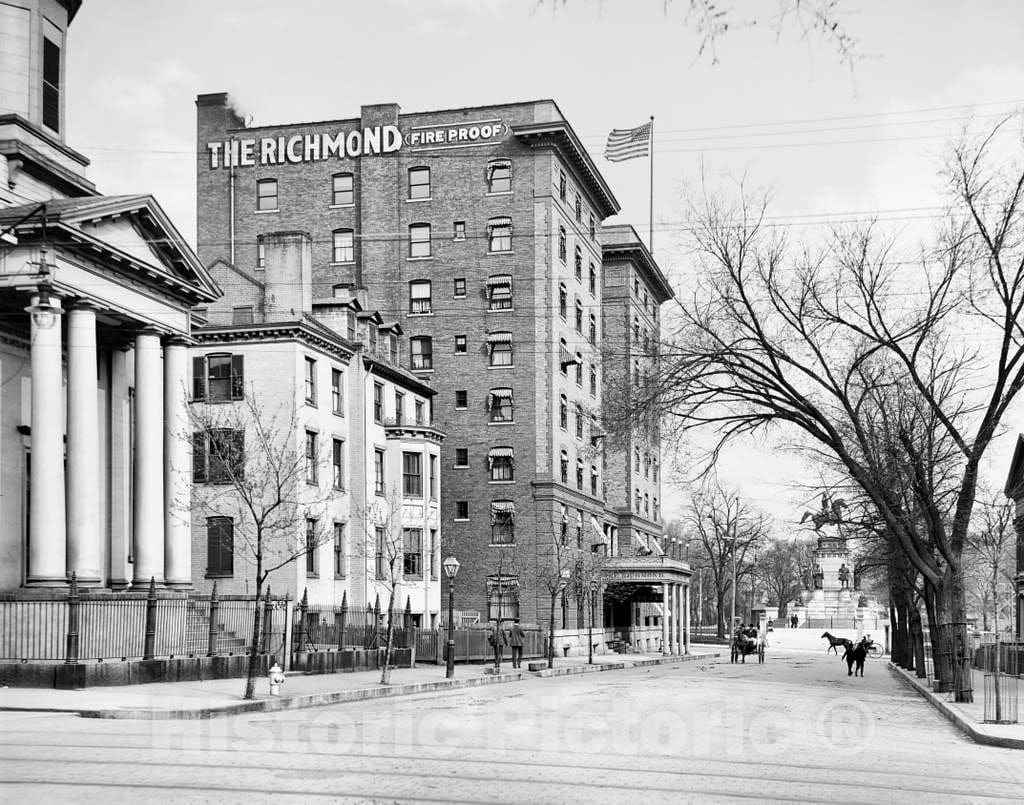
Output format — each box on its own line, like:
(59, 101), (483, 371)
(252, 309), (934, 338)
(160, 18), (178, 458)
(194, 321), (355, 364)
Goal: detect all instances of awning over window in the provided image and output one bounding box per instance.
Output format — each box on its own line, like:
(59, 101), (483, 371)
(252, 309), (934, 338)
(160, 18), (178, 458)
(486, 161), (511, 180)
(486, 275), (512, 287)
(486, 331), (513, 344)
(488, 446), (514, 458)
(487, 216), (512, 230)
(490, 388), (513, 400)
(486, 389), (513, 410)
(490, 500), (516, 523)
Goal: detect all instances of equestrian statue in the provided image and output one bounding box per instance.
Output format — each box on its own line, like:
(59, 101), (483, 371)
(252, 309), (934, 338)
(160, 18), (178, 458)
(799, 492), (847, 532)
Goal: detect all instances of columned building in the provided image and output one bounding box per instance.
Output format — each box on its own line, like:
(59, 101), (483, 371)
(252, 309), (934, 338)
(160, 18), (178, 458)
(0, 0), (218, 591)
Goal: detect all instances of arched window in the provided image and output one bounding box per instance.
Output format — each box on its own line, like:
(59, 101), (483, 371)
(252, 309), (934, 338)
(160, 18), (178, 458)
(575, 352), (583, 386)
(559, 338), (570, 375)
(589, 314), (597, 345)
(589, 363), (598, 396)
(574, 299), (583, 333)
(559, 283), (567, 319)
(558, 227), (567, 262)
(559, 394), (568, 429)
(560, 450), (569, 483)
(574, 246), (582, 280)
(589, 262), (596, 294)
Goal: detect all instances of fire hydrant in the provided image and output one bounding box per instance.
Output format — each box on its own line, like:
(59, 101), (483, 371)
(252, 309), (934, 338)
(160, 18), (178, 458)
(268, 661), (285, 696)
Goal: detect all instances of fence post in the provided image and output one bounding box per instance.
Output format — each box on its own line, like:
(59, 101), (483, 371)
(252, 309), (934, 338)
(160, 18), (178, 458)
(403, 595), (412, 648)
(338, 591), (348, 651)
(373, 593), (381, 650)
(282, 592), (293, 670)
(261, 585), (273, 654)
(65, 572), (80, 664)
(143, 577), (157, 660)
(206, 581), (219, 657)
(295, 587), (309, 654)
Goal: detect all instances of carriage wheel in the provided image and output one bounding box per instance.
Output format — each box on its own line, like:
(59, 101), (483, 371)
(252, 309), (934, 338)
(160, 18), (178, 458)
(868, 644), (883, 660)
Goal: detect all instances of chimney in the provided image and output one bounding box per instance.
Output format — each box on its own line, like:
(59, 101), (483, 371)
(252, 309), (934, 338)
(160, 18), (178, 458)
(263, 231), (312, 318)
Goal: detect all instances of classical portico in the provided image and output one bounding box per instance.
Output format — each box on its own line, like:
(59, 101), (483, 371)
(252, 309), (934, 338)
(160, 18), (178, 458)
(602, 556), (692, 655)
(0, 196), (219, 590)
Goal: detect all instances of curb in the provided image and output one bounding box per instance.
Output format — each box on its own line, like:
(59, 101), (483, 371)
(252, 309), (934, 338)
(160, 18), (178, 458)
(2, 652), (717, 721)
(887, 662), (1024, 750)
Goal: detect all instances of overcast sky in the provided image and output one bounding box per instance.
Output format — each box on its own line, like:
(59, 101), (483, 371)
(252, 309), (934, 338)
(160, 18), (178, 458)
(63, 0), (1024, 528)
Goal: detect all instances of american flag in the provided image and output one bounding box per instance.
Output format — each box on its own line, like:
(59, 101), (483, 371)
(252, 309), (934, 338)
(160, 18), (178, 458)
(604, 122), (652, 162)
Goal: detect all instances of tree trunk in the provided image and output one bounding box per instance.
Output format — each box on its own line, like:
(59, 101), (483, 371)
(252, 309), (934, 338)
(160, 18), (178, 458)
(715, 590), (727, 639)
(936, 566), (973, 703)
(910, 605), (926, 678)
(889, 600), (903, 667)
(244, 577), (264, 700)
(380, 593), (396, 685)
(548, 592), (557, 669)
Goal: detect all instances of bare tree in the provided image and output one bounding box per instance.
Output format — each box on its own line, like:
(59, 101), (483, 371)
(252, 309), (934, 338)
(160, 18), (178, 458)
(189, 396), (335, 699)
(684, 481), (770, 636)
(534, 509), (580, 669)
(758, 539), (813, 619)
(965, 490), (1016, 633)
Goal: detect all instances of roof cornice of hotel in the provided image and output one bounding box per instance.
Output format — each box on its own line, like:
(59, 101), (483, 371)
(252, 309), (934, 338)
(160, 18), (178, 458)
(363, 355), (436, 397)
(513, 121), (620, 219)
(193, 319), (356, 364)
(601, 225), (675, 303)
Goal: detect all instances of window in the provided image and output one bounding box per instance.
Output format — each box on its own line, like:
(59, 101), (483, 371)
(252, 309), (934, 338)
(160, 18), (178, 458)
(634, 276), (640, 296)
(409, 280), (432, 314)
(635, 488), (642, 511)
(589, 314), (597, 345)
(332, 369), (343, 415)
(305, 518), (318, 575)
(560, 505), (569, 544)
(591, 466), (599, 496)
(589, 364), (598, 396)
(332, 229), (354, 262)
(206, 517), (233, 576)
(453, 221), (466, 240)
(559, 395), (568, 429)
(589, 213), (596, 240)
(574, 246), (582, 280)
(487, 275), (513, 310)
(403, 452), (423, 497)
(256, 239), (265, 269)
(634, 317), (641, 341)
(193, 354), (244, 402)
(575, 407), (584, 439)
(575, 299), (583, 333)
(394, 391), (405, 424)
(575, 509), (584, 547)
(410, 336), (433, 370)
(429, 454), (438, 500)
(575, 195), (582, 223)
(455, 448), (469, 467)
(232, 306), (253, 325)
(373, 383), (384, 423)
(304, 357), (317, 406)
(488, 332), (513, 366)
(409, 223), (431, 258)
(415, 399), (425, 424)
(559, 283), (568, 319)
(488, 447), (515, 482)
(193, 429), (244, 484)
(487, 160), (512, 193)
(558, 170), (567, 201)
(560, 450), (569, 483)
(42, 37), (60, 132)
(374, 449), (385, 495)
(305, 431), (318, 484)
(455, 501), (469, 520)
(560, 338), (570, 375)
(575, 354), (583, 387)
(491, 501), (515, 544)
(488, 388), (514, 423)
(332, 438), (345, 490)
(487, 217), (512, 252)
(408, 166), (431, 199)
(332, 173), (353, 205)
(645, 493), (650, 515)
(403, 528), (423, 576)
(589, 263), (596, 295)
(334, 523), (346, 577)
(576, 461), (584, 490)
(375, 526), (387, 579)
(454, 334), (467, 354)
(257, 178), (278, 211)
(454, 277), (466, 297)
(558, 227), (567, 262)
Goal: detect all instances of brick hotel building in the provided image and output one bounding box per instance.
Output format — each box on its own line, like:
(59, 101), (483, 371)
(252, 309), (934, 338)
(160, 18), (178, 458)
(196, 95), (691, 648)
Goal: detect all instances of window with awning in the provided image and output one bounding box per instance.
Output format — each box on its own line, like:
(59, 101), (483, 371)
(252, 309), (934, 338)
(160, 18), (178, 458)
(487, 275), (513, 310)
(488, 447), (515, 481)
(487, 388), (514, 422)
(487, 331), (514, 367)
(487, 216), (512, 252)
(487, 160), (512, 193)
(490, 500), (516, 545)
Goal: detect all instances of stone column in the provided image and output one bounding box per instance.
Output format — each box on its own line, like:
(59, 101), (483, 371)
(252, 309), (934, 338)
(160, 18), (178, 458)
(674, 584), (682, 654)
(133, 330), (164, 585)
(684, 583), (691, 654)
(108, 346), (132, 588)
(661, 583), (670, 655)
(163, 338), (191, 588)
(66, 303), (102, 584)
(26, 295), (66, 585)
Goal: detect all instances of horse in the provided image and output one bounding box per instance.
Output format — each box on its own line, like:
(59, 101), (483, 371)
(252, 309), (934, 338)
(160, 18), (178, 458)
(800, 498), (847, 531)
(842, 640), (868, 677)
(731, 631), (767, 664)
(821, 631), (853, 656)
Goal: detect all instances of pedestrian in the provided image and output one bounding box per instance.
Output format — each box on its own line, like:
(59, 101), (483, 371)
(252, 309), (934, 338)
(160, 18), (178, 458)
(508, 618), (525, 668)
(487, 619), (507, 671)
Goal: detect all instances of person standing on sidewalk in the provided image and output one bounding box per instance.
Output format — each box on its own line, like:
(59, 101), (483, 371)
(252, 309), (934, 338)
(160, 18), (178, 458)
(487, 619), (508, 671)
(508, 619), (525, 668)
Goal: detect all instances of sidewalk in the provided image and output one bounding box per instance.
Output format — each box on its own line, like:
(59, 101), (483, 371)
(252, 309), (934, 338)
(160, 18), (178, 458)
(888, 663), (1024, 749)
(0, 650), (718, 720)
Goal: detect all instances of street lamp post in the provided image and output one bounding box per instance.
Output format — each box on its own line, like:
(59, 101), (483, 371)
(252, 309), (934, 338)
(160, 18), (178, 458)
(730, 541), (738, 636)
(588, 580), (599, 665)
(443, 556), (460, 679)
(548, 567), (571, 669)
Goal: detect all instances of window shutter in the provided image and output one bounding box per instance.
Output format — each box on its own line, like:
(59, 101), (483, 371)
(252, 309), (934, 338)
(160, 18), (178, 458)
(192, 356), (205, 400)
(192, 432), (207, 482)
(230, 354), (245, 400)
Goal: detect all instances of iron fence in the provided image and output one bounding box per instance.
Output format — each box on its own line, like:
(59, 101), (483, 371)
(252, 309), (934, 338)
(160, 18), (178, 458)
(292, 603), (416, 654)
(415, 626), (546, 664)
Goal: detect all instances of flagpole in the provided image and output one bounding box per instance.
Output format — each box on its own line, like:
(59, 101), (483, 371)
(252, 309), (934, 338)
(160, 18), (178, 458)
(649, 115), (654, 254)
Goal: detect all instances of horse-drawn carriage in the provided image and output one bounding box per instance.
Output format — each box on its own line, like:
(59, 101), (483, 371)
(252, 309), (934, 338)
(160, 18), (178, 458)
(730, 628), (766, 664)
